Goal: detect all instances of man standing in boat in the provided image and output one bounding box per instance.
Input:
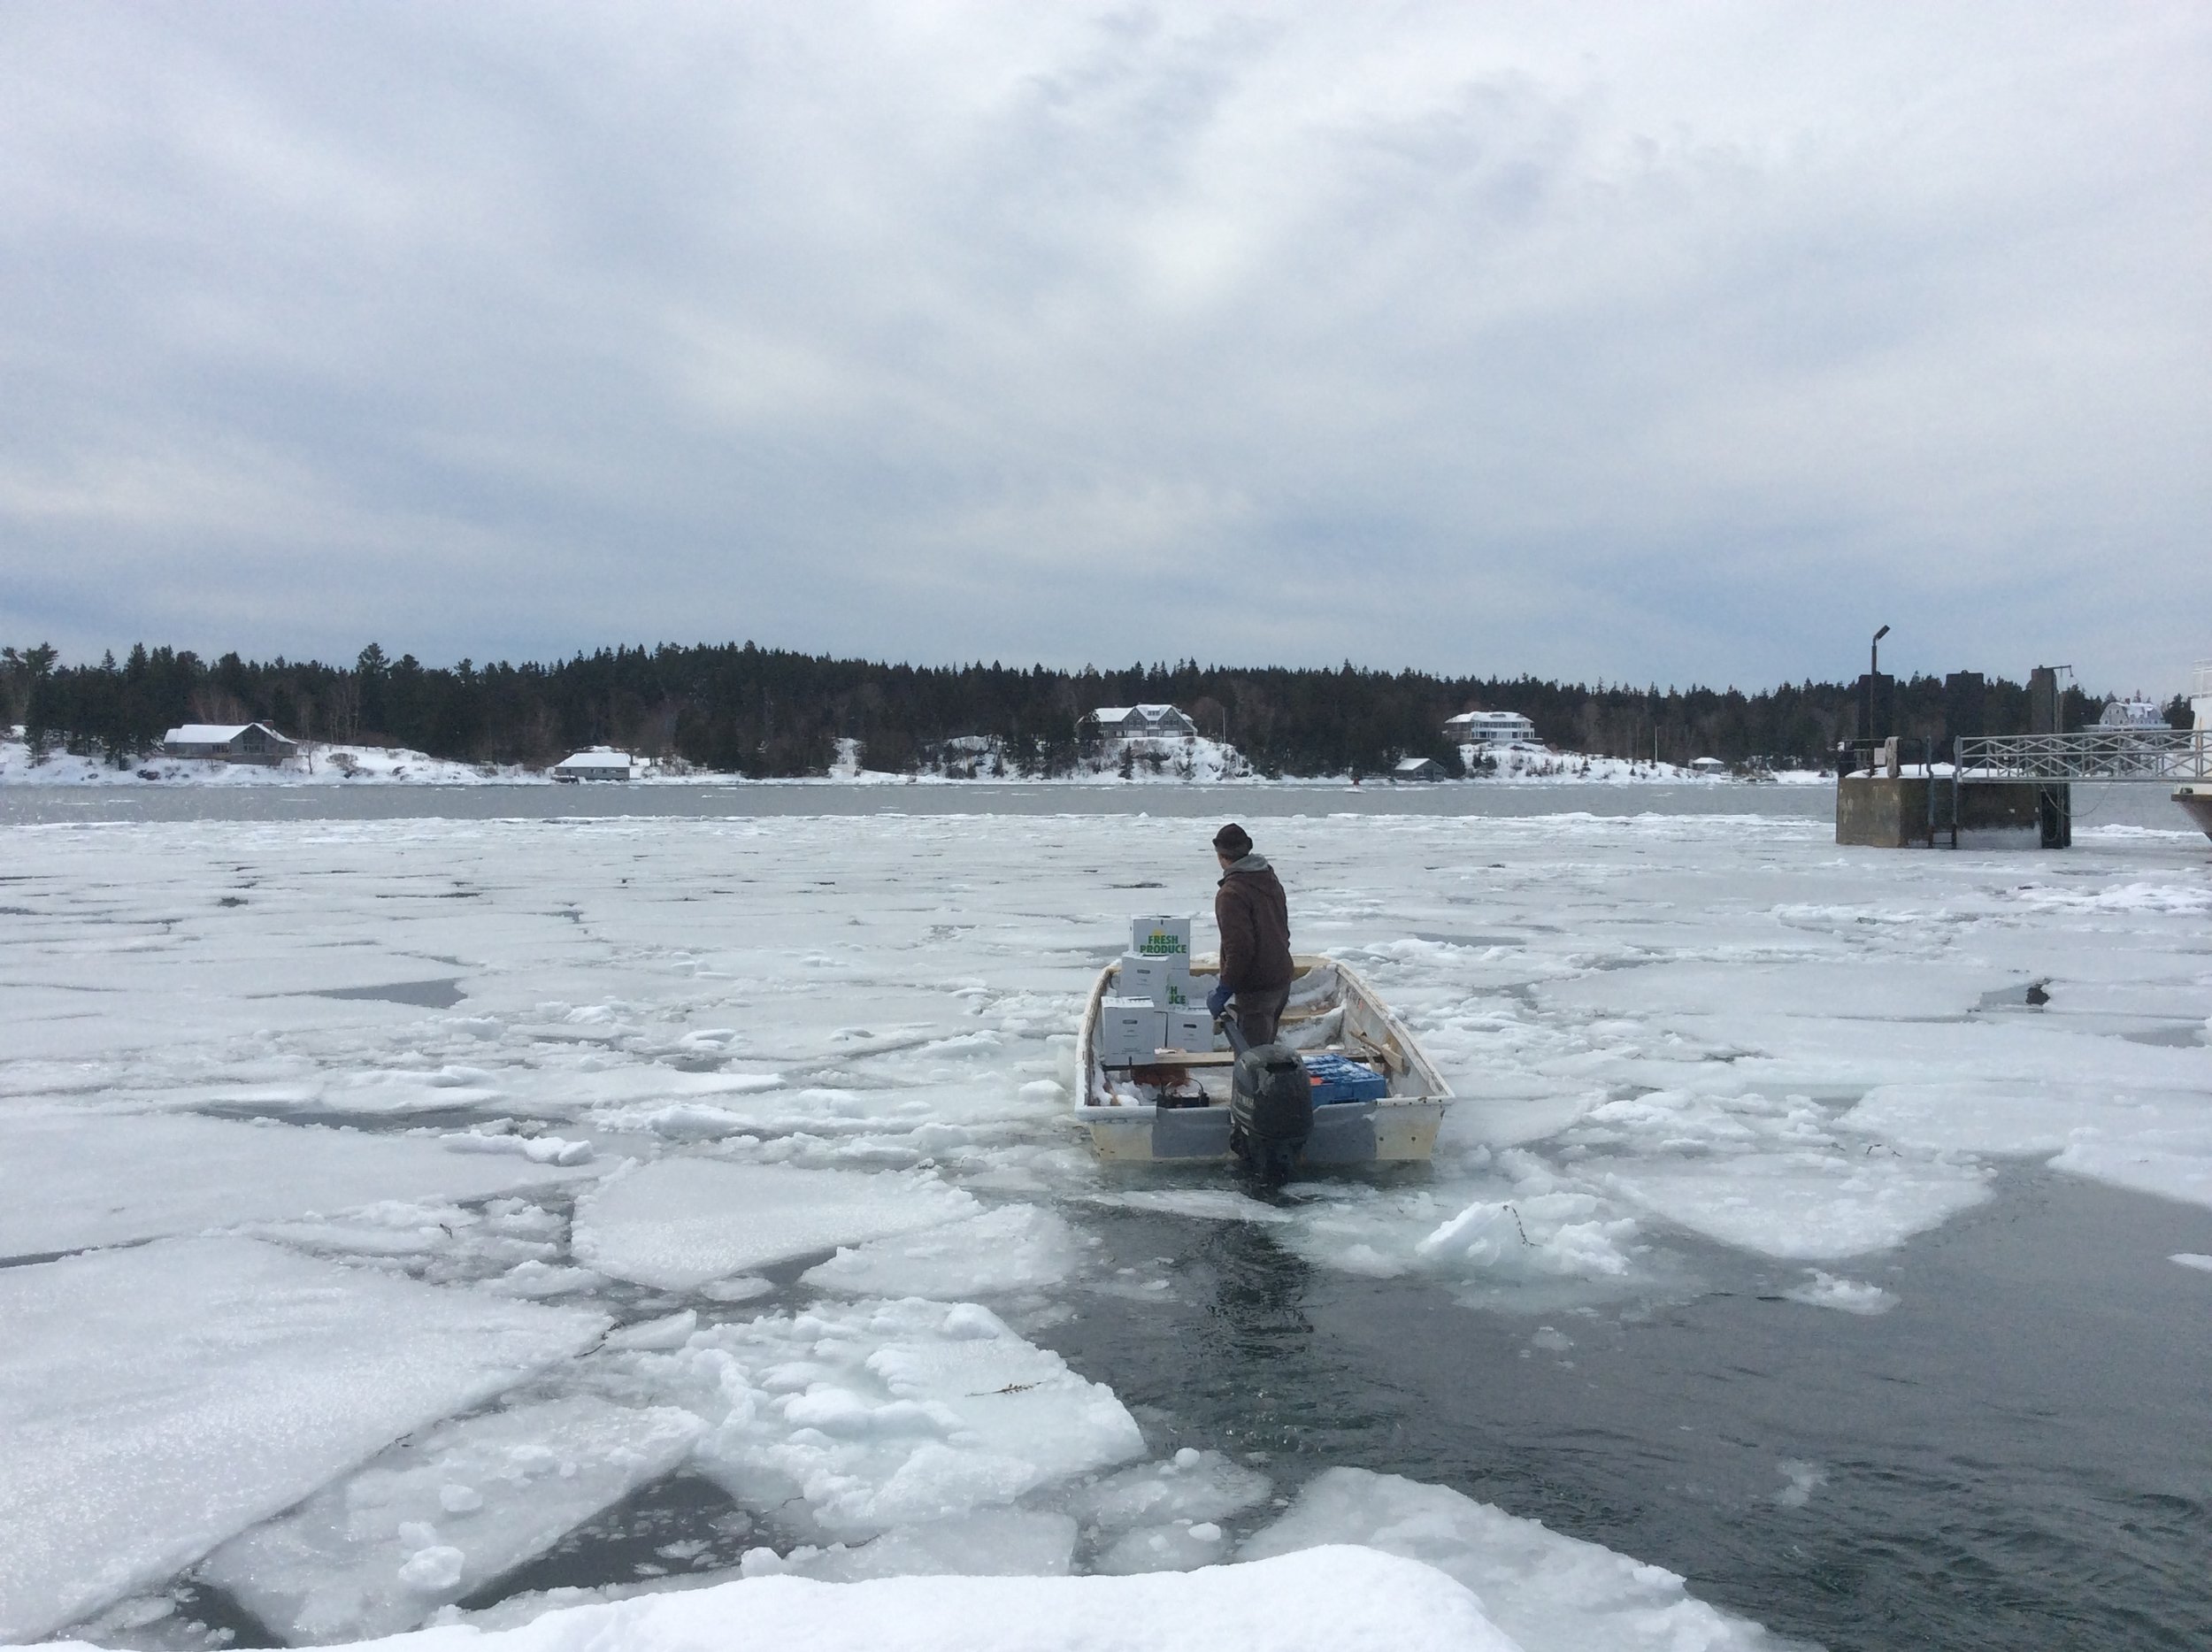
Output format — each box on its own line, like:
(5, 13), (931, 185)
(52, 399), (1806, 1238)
(1206, 822), (1295, 1047)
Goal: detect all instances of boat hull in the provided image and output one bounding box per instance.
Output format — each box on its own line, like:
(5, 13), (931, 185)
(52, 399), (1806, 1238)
(1075, 953), (1451, 1165)
(1083, 1096), (1447, 1164)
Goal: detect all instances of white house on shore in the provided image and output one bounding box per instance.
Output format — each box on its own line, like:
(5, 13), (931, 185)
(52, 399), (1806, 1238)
(162, 723), (298, 765)
(1084, 704), (1199, 742)
(1443, 710), (1536, 746)
(553, 747), (641, 782)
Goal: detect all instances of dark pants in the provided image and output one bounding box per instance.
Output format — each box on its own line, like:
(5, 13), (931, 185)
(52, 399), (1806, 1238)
(1233, 986), (1290, 1049)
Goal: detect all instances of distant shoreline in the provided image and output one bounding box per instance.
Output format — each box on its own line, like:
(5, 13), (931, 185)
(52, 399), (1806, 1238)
(0, 739), (1832, 791)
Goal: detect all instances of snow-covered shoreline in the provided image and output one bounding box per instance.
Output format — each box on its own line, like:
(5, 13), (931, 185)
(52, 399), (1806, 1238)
(0, 736), (1828, 789)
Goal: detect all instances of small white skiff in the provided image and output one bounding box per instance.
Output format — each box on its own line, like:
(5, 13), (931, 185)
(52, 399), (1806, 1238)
(1074, 953), (1451, 1164)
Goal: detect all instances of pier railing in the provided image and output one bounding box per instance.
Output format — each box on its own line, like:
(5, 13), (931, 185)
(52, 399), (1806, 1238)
(1953, 729), (2210, 784)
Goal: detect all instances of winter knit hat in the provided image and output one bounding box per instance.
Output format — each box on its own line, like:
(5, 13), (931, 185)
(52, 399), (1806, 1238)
(1212, 822), (1253, 858)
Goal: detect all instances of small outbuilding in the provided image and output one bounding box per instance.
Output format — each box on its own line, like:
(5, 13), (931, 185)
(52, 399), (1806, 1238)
(1689, 756), (1727, 775)
(162, 723), (298, 765)
(554, 747), (639, 782)
(1393, 757), (1447, 782)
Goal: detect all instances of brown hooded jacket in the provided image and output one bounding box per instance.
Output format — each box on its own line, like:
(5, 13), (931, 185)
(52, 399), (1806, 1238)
(1215, 854), (1294, 993)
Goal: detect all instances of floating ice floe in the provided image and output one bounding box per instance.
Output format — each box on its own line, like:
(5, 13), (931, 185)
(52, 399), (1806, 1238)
(2054, 1121), (2212, 1211)
(1593, 1149), (1990, 1260)
(1772, 1459), (1828, 1509)
(0, 1110), (586, 1261)
(2003, 880), (2212, 917)
(1271, 1151), (1647, 1301)
(738, 1505), (1079, 1582)
(606, 1310), (701, 1349)
(571, 1158), (979, 1290)
(1538, 958), (2007, 1023)
(0, 1237), (607, 1642)
(1844, 1080), (2124, 1157)
(1783, 1270), (1899, 1314)
(1094, 1522), (1233, 1575)
(1241, 1468), (1789, 1652)
(245, 1200), (488, 1260)
(801, 1203), (1083, 1297)
(1069, 1448), (1274, 1575)
(235, 1544), (1506, 1652)
(313, 1065), (508, 1116)
(1547, 1087), (1994, 1260)
(644, 1297), (1145, 1541)
(199, 1395), (703, 1640)
(1068, 1448), (1273, 1534)
(487, 1260), (608, 1298)
(1842, 1078), (2212, 1212)
(443, 1130), (595, 1166)
(1415, 1192), (1640, 1282)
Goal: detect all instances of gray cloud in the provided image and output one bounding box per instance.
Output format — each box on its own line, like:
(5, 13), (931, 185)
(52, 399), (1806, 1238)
(2, 1), (2206, 693)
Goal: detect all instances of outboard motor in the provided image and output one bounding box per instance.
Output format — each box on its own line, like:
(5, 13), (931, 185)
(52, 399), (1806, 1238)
(1222, 1018), (1311, 1182)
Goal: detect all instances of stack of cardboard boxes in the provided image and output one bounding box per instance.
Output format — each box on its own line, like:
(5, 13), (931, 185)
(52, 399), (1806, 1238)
(1096, 916), (1219, 1065)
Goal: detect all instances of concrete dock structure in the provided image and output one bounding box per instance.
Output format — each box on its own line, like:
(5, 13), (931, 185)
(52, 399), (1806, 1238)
(1836, 768), (2051, 849)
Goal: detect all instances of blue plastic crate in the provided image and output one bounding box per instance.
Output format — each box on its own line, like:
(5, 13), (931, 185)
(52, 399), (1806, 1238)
(1302, 1053), (1388, 1105)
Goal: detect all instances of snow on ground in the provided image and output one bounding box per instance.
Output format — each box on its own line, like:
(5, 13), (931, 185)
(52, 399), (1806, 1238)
(0, 738), (534, 787)
(1458, 743), (1828, 785)
(2, 732), (1825, 788)
(0, 803), (2204, 1644)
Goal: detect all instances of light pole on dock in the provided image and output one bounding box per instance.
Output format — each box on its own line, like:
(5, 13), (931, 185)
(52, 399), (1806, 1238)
(1860, 625), (1892, 756)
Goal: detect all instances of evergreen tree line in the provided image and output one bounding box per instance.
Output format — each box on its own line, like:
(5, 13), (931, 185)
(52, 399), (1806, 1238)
(0, 640), (2164, 779)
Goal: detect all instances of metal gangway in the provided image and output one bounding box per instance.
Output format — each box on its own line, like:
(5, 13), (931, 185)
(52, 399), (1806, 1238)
(1942, 726), (2208, 849)
(1954, 727), (2211, 785)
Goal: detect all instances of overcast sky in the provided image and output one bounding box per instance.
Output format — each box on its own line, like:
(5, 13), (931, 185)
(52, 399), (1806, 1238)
(3, 3), (2206, 694)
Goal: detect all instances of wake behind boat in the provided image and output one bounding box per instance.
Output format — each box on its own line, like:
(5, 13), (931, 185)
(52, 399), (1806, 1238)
(1074, 953), (1450, 1165)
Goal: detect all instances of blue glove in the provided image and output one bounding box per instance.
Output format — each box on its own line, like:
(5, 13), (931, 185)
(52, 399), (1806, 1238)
(1205, 983), (1233, 1018)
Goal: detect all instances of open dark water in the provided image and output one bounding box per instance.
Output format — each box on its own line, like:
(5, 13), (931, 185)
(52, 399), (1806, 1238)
(1040, 1168), (2212, 1652)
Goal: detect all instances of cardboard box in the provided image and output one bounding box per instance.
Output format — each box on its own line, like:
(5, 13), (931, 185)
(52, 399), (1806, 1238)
(1096, 1000), (1167, 1065)
(1130, 917), (1192, 959)
(1118, 952), (1198, 1009)
(1162, 1006), (1214, 1052)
